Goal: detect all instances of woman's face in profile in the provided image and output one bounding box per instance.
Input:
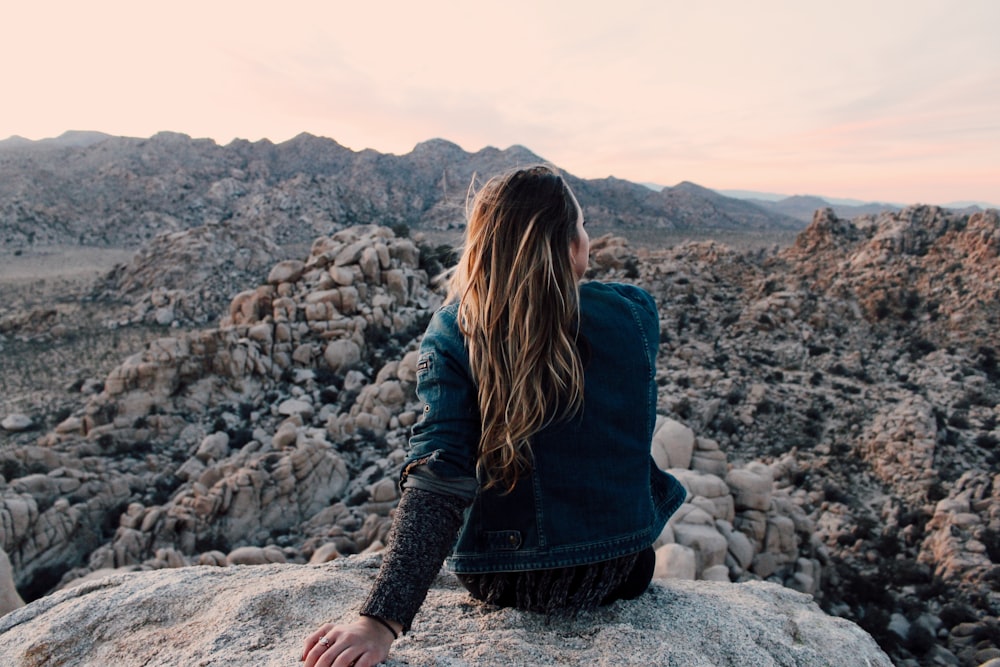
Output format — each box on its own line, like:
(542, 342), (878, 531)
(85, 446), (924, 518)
(570, 204), (590, 280)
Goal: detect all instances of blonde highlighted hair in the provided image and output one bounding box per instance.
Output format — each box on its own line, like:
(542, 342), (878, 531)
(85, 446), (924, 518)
(449, 165), (585, 492)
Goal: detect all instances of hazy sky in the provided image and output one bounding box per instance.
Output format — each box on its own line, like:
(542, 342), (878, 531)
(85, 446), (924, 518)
(4, 0), (999, 205)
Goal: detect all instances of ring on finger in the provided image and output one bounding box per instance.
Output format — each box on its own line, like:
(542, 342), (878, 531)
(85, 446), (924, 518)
(318, 636), (331, 647)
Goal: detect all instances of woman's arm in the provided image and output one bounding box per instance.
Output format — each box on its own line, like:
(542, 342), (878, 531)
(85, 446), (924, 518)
(360, 486), (468, 629)
(301, 486), (468, 666)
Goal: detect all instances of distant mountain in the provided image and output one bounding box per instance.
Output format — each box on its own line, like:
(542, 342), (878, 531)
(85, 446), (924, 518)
(0, 132), (805, 248)
(750, 196), (903, 223)
(656, 181), (802, 230)
(716, 188), (877, 207)
(0, 130), (113, 150)
(943, 200), (997, 209)
(0, 136), (33, 149)
(716, 188), (994, 223)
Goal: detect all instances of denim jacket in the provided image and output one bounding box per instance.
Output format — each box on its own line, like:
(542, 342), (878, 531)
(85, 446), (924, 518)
(400, 281), (686, 573)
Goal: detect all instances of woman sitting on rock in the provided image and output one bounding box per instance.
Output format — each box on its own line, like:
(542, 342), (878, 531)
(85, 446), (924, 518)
(302, 165), (686, 667)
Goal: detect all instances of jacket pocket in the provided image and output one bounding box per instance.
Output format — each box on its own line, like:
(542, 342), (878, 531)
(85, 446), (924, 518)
(484, 530), (522, 551)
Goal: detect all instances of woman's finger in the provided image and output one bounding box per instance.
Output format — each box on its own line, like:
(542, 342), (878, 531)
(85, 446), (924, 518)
(303, 629), (338, 666)
(328, 643), (365, 667)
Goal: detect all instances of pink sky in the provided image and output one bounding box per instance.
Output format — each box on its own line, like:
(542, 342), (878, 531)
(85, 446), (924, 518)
(4, 0), (998, 206)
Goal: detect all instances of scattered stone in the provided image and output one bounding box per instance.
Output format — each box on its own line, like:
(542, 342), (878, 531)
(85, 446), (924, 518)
(1, 414), (33, 432)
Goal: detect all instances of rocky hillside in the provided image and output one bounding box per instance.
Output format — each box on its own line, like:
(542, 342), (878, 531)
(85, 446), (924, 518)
(0, 132), (802, 249)
(1, 205), (999, 666)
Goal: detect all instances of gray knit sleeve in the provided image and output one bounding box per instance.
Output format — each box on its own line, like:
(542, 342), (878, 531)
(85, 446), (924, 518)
(359, 486), (469, 633)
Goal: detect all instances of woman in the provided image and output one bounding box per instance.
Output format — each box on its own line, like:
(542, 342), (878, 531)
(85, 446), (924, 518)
(302, 166), (685, 667)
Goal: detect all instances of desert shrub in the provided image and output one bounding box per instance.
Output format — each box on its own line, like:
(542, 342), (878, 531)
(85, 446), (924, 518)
(823, 483), (849, 504)
(716, 415), (739, 435)
(238, 402), (254, 420)
(762, 278), (781, 295)
(228, 428), (254, 449)
(898, 509), (929, 542)
(939, 603), (978, 629)
(948, 412), (970, 429)
(834, 382), (861, 395)
(887, 559), (931, 586)
(904, 624), (936, 655)
(856, 604), (896, 654)
(829, 362), (852, 377)
(907, 337), (936, 359)
(982, 528), (1000, 563)
(970, 390), (996, 407)
(96, 433), (115, 451)
(418, 243), (458, 277)
(901, 291), (921, 321)
(672, 397), (693, 420)
(808, 371), (824, 386)
(804, 405), (823, 421)
(1, 458), (24, 481)
(972, 619), (1000, 645)
(19, 565), (66, 603)
(975, 433), (999, 450)
(195, 533), (231, 555)
(803, 421), (823, 439)
(874, 299), (891, 320)
(926, 482), (947, 502)
(940, 428), (961, 447)
(977, 346), (999, 380)
(984, 566), (1000, 590)
(720, 312), (739, 327)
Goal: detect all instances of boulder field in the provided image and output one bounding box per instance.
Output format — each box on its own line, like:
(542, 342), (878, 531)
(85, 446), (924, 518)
(2, 206), (999, 666)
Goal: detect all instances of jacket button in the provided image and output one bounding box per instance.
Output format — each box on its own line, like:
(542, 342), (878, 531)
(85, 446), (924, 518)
(508, 535), (517, 545)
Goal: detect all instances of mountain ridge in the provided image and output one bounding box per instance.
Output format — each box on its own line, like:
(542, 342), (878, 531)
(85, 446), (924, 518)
(0, 132), (802, 249)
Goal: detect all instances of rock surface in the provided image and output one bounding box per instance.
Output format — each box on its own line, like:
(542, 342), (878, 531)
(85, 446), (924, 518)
(0, 555), (892, 667)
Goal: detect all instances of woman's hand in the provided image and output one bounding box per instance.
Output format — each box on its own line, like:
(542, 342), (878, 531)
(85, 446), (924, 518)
(301, 616), (399, 667)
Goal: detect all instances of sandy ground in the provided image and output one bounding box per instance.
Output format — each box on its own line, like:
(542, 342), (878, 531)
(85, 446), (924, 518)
(0, 246), (135, 285)
(0, 245), (151, 425)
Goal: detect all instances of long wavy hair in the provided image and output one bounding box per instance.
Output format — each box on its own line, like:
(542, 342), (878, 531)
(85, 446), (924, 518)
(449, 165), (586, 492)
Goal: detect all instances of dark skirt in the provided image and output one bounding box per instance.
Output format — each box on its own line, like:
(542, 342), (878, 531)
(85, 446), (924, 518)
(456, 546), (655, 614)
